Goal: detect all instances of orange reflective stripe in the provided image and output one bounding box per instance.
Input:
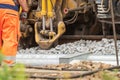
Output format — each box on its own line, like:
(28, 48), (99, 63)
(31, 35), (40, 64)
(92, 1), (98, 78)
(4, 56), (16, 61)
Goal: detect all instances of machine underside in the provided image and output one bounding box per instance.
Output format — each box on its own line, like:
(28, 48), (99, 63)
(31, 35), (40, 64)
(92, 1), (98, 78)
(19, 0), (120, 49)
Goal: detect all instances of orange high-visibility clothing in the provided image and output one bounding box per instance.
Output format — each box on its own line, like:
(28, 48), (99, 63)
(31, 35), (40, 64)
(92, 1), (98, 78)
(0, 0), (15, 6)
(0, 0), (20, 63)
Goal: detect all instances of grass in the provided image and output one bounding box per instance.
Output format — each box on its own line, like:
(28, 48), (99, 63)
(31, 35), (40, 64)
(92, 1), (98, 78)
(0, 52), (27, 80)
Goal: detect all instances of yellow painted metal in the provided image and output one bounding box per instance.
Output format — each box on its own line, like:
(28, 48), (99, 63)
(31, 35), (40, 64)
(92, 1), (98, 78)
(51, 0), (56, 6)
(41, 0), (47, 16)
(34, 22), (42, 44)
(34, 21), (66, 49)
(34, 0), (67, 49)
(19, 6), (22, 14)
(35, 11), (42, 18)
(48, 31), (56, 37)
(47, 0), (56, 17)
(67, 0), (77, 9)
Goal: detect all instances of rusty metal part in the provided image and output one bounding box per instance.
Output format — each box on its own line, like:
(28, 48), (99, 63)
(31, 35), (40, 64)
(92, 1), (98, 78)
(20, 24), (33, 38)
(98, 0), (119, 66)
(64, 0), (92, 14)
(66, 4), (92, 14)
(110, 0), (119, 65)
(99, 19), (120, 24)
(35, 21), (66, 49)
(58, 35), (120, 44)
(60, 35), (120, 40)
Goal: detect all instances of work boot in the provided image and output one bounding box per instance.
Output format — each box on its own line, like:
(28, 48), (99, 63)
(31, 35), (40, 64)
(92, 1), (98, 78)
(2, 60), (15, 67)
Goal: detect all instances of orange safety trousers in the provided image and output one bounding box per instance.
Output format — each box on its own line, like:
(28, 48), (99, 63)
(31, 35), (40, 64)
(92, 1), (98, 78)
(0, 9), (20, 62)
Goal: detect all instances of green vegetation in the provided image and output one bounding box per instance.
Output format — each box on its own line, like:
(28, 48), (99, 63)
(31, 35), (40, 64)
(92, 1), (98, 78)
(101, 70), (119, 80)
(0, 53), (27, 80)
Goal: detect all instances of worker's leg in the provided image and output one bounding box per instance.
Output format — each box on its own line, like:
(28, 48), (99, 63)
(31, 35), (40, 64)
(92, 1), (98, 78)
(2, 9), (19, 64)
(0, 23), (1, 49)
(0, 9), (4, 50)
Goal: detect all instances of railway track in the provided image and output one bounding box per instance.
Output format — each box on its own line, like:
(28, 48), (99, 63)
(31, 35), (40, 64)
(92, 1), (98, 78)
(25, 61), (120, 80)
(59, 35), (120, 44)
(17, 34), (120, 80)
(17, 37), (120, 66)
(17, 36), (120, 80)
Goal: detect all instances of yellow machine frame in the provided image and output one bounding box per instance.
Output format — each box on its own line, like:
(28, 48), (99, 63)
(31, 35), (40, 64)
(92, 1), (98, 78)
(34, 0), (66, 49)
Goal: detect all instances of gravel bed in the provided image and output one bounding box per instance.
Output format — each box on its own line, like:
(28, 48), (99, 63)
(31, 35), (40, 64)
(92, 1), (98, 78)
(26, 61), (119, 80)
(17, 38), (120, 55)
